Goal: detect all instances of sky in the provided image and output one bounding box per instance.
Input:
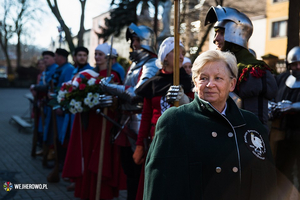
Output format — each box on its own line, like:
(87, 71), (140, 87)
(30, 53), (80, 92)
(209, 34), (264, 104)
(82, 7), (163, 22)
(34, 0), (112, 48)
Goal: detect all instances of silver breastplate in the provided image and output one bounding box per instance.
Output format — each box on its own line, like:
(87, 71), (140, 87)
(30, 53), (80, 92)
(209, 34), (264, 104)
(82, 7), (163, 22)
(124, 62), (142, 87)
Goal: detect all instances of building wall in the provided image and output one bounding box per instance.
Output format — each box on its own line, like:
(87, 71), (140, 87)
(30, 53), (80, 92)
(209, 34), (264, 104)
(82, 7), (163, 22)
(90, 11), (130, 66)
(83, 29), (92, 57)
(249, 17), (267, 59)
(109, 27), (130, 61)
(265, 0), (289, 59)
(89, 11), (110, 66)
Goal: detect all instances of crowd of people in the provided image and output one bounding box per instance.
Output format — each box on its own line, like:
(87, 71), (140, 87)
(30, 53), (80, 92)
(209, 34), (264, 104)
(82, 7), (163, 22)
(29, 4), (300, 200)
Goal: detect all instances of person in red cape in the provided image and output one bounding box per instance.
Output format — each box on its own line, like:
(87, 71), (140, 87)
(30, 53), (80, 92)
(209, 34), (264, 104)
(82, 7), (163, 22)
(133, 37), (194, 200)
(62, 43), (126, 200)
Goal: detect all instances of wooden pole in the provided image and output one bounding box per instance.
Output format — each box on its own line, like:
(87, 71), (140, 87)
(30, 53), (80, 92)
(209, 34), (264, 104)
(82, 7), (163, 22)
(95, 36), (114, 200)
(95, 108), (107, 200)
(47, 81), (60, 183)
(31, 94), (39, 157)
(173, 0), (180, 107)
(47, 106), (60, 182)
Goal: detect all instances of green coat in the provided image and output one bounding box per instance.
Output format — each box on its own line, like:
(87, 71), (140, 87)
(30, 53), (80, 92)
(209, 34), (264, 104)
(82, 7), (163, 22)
(144, 95), (277, 200)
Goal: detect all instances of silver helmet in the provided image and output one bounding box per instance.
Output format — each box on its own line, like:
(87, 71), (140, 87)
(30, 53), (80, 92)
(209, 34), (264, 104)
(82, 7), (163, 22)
(287, 46), (300, 64)
(205, 5), (253, 49)
(126, 23), (157, 55)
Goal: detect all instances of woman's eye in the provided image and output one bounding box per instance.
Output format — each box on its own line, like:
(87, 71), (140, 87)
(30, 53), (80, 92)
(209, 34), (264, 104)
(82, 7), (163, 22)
(200, 77), (207, 81)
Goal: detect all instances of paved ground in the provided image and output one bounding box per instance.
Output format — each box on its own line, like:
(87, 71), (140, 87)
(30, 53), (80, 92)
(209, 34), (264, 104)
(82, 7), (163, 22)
(1, 88), (300, 200)
(0, 88), (79, 200)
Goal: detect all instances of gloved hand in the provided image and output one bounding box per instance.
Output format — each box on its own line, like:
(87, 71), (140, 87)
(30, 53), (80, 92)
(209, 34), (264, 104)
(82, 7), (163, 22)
(277, 100), (292, 112)
(98, 94), (113, 108)
(30, 84), (35, 90)
(30, 84), (37, 97)
(277, 100), (300, 112)
(99, 74), (114, 89)
(166, 85), (190, 105)
(268, 100), (300, 120)
(99, 74), (126, 97)
(132, 145), (145, 165)
(268, 101), (278, 120)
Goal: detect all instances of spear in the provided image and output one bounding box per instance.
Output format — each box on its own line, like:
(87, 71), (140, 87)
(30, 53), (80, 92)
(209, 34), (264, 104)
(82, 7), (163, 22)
(95, 36), (114, 200)
(173, 0), (180, 107)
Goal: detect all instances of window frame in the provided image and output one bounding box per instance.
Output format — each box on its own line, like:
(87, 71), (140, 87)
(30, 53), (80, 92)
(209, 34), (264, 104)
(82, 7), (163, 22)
(270, 18), (288, 39)
(272, 0), (288, 3)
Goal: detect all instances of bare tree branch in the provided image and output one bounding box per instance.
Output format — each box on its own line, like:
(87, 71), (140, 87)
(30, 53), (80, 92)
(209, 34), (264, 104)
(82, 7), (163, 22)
(46, 0), (75, 53)
(0, 0), (14, 73)
(10, 0), (44, 68)
(77, 0), (86, 47)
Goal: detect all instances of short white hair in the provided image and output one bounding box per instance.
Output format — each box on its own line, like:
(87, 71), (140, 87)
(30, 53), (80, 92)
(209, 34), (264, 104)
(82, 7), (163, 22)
(192, 50), (237, 84)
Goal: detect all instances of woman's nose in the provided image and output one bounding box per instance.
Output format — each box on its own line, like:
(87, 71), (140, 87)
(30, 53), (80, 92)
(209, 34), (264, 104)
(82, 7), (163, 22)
(206, 80), (215, 87)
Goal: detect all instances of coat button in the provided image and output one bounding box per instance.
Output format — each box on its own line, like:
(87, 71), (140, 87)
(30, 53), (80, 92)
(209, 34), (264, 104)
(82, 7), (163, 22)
(216, 167), (222, 173)
(212, 132), (217, 137)
(232, 167), (238, 173)
(228, 132), (233, 137)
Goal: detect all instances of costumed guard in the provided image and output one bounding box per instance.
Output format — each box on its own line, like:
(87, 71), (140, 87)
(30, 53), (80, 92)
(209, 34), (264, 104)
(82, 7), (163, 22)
(30, 58), (46, 157)
(205, 5), (278, 131)
(133, 37), (194, 199)
(62, 45), (126, 200)
(30, 51), (57, 163)
(269, 46), (300, 195)
(72, 46), (93, 77)
(100, 23), (159, 200)
(47, 48), (74, 182)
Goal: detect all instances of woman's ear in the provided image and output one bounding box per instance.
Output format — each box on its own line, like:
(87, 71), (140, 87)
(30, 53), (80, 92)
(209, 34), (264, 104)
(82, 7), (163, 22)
(229, 78), (237, 92)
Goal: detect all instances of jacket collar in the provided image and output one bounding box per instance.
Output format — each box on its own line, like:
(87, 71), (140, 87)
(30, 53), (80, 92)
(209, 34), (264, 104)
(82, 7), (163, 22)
(193, 94), (246, 128)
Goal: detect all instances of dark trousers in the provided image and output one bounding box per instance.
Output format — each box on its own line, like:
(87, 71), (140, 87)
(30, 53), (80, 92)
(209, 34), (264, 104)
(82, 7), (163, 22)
(276, 139), (300, 191)
(120, 146), (142, 200)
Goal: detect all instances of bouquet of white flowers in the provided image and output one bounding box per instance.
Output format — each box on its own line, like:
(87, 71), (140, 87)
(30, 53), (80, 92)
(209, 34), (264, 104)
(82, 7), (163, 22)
(57, 69), (104, 114)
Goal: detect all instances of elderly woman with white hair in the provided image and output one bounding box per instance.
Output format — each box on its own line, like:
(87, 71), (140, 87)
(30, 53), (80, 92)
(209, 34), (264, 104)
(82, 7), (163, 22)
(143, 50), (277, 200)
(132, 37), (194, 199)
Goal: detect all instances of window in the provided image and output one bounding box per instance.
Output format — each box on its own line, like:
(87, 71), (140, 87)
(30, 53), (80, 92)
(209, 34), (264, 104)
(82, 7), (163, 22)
(271, 20), (287, 38)
(273, 0), (288, 3)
